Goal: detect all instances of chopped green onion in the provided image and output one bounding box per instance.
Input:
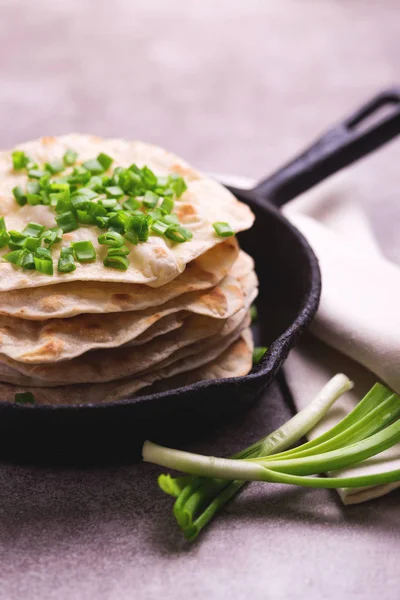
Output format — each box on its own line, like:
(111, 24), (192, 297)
(63, 149), (78, 166)
(12, 150), (29, 170)
(21, 251), (35, 270)
(165, 225), (193, 243)
(26, 194), (42, 206)
(22, 222), (46, 238)
(122, 197), (141, 211)
(70, 188), (98, 210)
(15, 392), (35, 404)
(95, 216), (110, 229)
(151, 220), (169, 236)
(41, 227), (63, 247)
(162, 213), (179, 225)
(56, 211), (78, 233)
(160, 197), (174, 214)
(253, 346), (267, 364)
(8, 231), (26, 250)
(0, 230), (9, 248)
(107, 245), (130, 257)
(72, 240), (96, 263)
(98, 231), (124, 247)
(28, 168), (47, 180)
(34, 253), (53, 275)
(97, 153), (113, 171)
(103, 254), (129, 270)
(168, 175), (187, 197)
(45, 159), (64, 174)
(23, 237), (41, 252)
(26, 180), (40, 194)
(12, 186), (27, 206)
(88, 175), (104, 192)
(105, 186), (124, 198)
(141, 166), (157, 189)
(3, 250), (24, 266)
(125, 214), (151, 243)
(0, 217), (6, 230)
(99, 198), (119, 211)
(82, 158), (104, 174)
(213, 222), (234, 238)
(143, 191), (159, 209)
(67, 166), (91, 186)
(58, 247), (76, 273)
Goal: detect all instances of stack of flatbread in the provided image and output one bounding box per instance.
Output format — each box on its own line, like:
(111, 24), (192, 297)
(0, 135), (257, 405)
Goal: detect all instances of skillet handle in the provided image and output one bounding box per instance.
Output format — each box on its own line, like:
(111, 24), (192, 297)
(252, 88), (400, 207)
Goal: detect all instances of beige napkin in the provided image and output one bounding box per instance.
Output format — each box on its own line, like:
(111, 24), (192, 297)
(215, 172), (400, 504)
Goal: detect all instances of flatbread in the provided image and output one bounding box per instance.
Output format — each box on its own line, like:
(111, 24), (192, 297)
(0, 288), (254, 386)
(0, 271), (247, 363)
(0, 327), (253, 406)
(0, 238), (240, 320)
(147, 327), (254, 394)
(0, 135), (254, 291)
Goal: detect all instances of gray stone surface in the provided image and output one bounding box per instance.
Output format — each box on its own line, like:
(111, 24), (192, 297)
(0, 1), (399, 599)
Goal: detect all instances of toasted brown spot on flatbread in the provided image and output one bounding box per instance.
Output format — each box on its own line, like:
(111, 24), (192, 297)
(21, 338), (65, 361)
(176, 203), (198, 223)
(38, 296), (64, 313)
(171, 163), (200, 181)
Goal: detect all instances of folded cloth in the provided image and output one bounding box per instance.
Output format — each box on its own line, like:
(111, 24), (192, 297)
(216, 172), (400, 504)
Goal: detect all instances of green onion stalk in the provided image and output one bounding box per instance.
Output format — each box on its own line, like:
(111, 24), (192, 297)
(143, 376), (400, 541)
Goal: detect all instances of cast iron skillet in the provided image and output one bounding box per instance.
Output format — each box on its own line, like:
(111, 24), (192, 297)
(1, 89), (400, 464)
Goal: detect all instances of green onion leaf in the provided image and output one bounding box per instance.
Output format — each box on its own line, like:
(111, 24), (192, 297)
(63, 149), (78, 166)
(56, 211), (78, 233)
(15, 392), (35, 405)
(0, 217), (6, 231)
(213, 222), (234, 238)
(12, 186), (27, 206)
(253, 346), (267, 364)
(12, 150), (29, 171)
(103, 254), (129, 270)
(27, 181), (41, 195)
(58, 247), (76, 273)
(22, 222), (46, 238)
(98, 231), (124, 247)
(72, 240), (96, 263)
(165, 225), (193, 243)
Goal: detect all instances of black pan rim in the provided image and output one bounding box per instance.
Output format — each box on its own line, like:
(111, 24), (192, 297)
(0, 198), (321, 413)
